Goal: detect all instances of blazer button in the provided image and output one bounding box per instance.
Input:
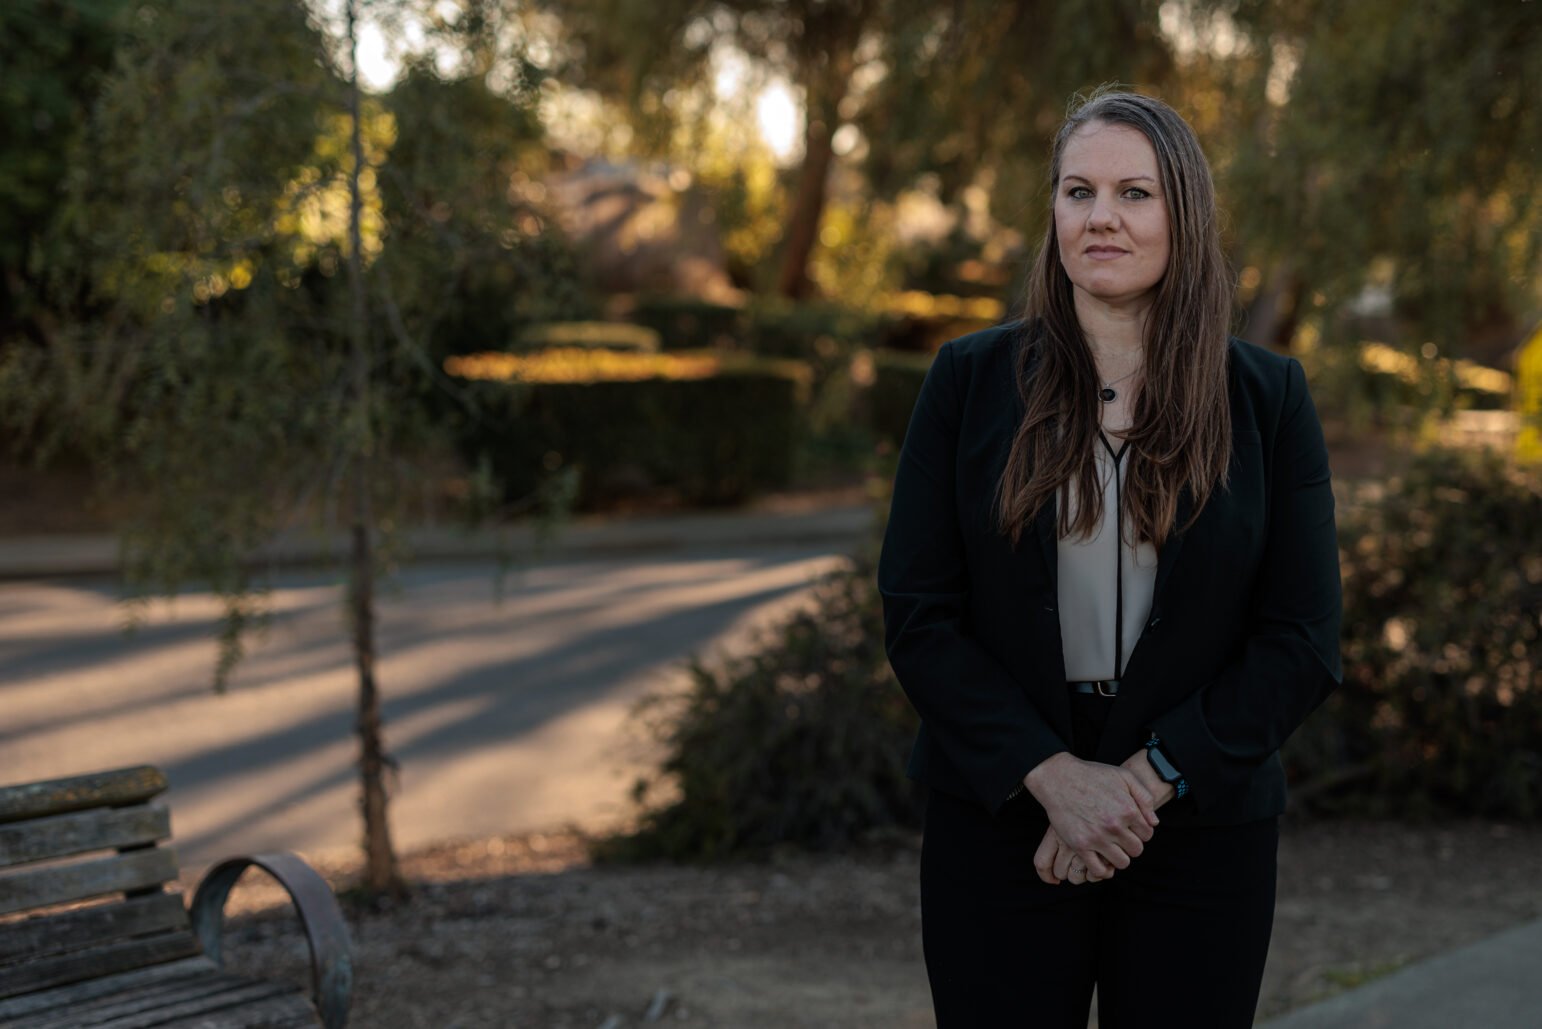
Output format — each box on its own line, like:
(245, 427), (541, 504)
(1146, 616), (1161, 630)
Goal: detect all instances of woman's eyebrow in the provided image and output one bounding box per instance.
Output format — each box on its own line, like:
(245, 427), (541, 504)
(1061, 173), (1159, 185)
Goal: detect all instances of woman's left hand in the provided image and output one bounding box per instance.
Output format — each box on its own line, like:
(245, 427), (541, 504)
(1034, 824), (1116, 886)
(1120, 749), (1177, 808)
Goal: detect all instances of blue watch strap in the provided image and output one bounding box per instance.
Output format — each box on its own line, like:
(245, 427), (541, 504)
(1145, 733), (1190, 800)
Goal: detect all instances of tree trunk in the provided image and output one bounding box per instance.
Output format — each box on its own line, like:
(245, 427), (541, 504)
(775, 108), (840, 300)
(1244, 262), (1304, 352)
(774, 19), (863, 301)
(345, 0), (406, 900)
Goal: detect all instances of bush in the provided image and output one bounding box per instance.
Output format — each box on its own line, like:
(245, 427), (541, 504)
(632, 295), (743, 350)
(874, 292), (1004, 353)
(743, 300), (883, 360)
(446, 348), (810, 509)
(516, 321), (661, 353)
(594, 441), (1540, 866)
(1301, 340), (1511, 434)
(870, 348), (936, 446)
(743, 301), (884, 459)
(595, 550), (923, 862)
(1286, 447), (1542, 818)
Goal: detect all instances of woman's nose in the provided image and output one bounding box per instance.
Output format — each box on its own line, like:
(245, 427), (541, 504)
(1087, 196), (1119, 230)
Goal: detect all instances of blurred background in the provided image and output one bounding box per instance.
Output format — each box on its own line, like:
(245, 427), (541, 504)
(0, 1), (1538, 1025)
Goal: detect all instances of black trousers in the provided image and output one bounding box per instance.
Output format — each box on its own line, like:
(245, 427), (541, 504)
(919, 694), (1279, 1027)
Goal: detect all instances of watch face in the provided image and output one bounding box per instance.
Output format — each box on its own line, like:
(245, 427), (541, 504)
(1147, 746), (1181, 784)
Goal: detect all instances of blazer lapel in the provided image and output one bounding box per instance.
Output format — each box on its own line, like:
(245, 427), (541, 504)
(1148, 485), (1194, 614)
(1034, 492), (1058, 593)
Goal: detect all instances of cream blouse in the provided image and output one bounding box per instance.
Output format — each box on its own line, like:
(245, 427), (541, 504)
(1057, 434), (1159, 681)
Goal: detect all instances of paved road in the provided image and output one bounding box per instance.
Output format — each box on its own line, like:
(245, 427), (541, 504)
(1, 543), (856, 874)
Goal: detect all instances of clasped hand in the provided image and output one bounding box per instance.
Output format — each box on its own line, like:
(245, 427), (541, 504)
(1026, 750), (1175, 886)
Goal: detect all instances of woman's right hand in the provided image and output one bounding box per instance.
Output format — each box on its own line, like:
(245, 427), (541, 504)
(1023, 752), (1159, 878)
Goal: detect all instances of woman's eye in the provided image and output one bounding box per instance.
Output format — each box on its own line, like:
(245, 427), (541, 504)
(1124, 188), (1151, 199)
(1068, 186), (1092, 199)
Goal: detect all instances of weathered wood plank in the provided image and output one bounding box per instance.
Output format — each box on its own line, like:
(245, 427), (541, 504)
(152, 991), (319, 1029)
(0, 893), (190, 966)
(85, 979), (305, 1028)
(0, 956), (215, 1019)
(10, 972), (240, 1029)
(0, 846), (178, 916)
(0, 768), (167, 825)
(0, 930), (202, 999)
(161, 992), (321, 1029)
(0, 804), (172, 868)
(13, 971), (297, 1029)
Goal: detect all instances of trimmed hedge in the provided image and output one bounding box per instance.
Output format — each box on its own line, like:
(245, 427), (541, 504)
(446, 348), (811, 509)
(875, 292), (1004, 353)
(870, 348), (936, 446)
(516, 321), (661, 353)
(743, 300), (885, 361)
(1302, 340), (1512, 434)
(632, 295), (743, 350)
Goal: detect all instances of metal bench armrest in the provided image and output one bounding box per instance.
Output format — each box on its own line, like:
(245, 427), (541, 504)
(189, 852), (353, 1029)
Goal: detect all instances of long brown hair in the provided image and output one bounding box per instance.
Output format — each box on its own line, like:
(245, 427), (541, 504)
(996, 89), (1234, 550)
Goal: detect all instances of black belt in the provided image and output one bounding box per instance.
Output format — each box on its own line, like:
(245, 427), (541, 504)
(1068, 679), (1120, 697)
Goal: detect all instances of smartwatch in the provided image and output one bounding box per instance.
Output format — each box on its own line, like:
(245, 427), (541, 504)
(1145, 734), (1190, 800)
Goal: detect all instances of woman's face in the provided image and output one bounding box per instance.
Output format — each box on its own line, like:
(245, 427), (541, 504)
(1054, 121), (1172, 314)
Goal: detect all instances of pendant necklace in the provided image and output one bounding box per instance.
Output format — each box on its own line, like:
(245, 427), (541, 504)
(1099, 366), (1140, 403)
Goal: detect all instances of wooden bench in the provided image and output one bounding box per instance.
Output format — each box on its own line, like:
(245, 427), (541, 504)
(0, 766), (353, 1028)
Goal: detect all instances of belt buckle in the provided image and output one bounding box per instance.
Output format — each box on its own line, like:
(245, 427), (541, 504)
(1093, 680), (1118, 697)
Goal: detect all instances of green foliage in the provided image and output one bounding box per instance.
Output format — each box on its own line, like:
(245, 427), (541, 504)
(595, 552), (922, 862)
(869, 348), (934, 447)
(1211, 0), (1542, 351)
(599, 445), (1541, 865)
(745, 300), (880, 445)
(516, 321), (661, 352)
(449, 354), (808, 508)
(0, 0), (130, 339)
(1287, 448), (1542, 818)
(0, 0), (358, 684)
(1301, 340), (1507, 436)
(377, 65), (593, 362)
(744, 300), (881, 361)
(0, 0), (586, 686)
(631, 295), (743, 350)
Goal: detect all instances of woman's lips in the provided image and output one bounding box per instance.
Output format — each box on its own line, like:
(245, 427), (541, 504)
(1085, 247), (1128, 260)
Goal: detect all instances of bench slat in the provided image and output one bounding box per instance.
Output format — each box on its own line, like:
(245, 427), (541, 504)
(0, 929), (202, 999)
(155, 993), (321, 1029)
(0, 846), (179, 916)
(0, 892), (190, 966)
(0, 956), (215, 1019)
(89, 979), (309, 1029)
(16, 972), (307, 1029)
(12, 971), (253, 1029)
(0, 768), (167, 825)
(0, 804), (172, 868)
(151, 993), (320, 1029)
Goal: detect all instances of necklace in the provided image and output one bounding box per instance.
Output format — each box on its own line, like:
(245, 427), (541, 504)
(1099, 366), (1140, 403)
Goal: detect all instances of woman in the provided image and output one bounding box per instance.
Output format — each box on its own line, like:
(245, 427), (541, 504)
(877, 89), (1342, 1026)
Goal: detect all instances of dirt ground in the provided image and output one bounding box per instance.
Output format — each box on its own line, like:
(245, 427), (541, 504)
(205, 817), (1542, 1028)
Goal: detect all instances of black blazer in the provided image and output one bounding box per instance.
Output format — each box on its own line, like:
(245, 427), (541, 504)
(878, 321), (1343, 826)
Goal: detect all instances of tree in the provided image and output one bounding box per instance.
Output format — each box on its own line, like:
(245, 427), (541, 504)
(1174, 0), (1542, 355)
(539, 0), (1179, 300)
(1, 0), (579, 896)
(539, 0), (889, 299)
(0, 0), (131, 348)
